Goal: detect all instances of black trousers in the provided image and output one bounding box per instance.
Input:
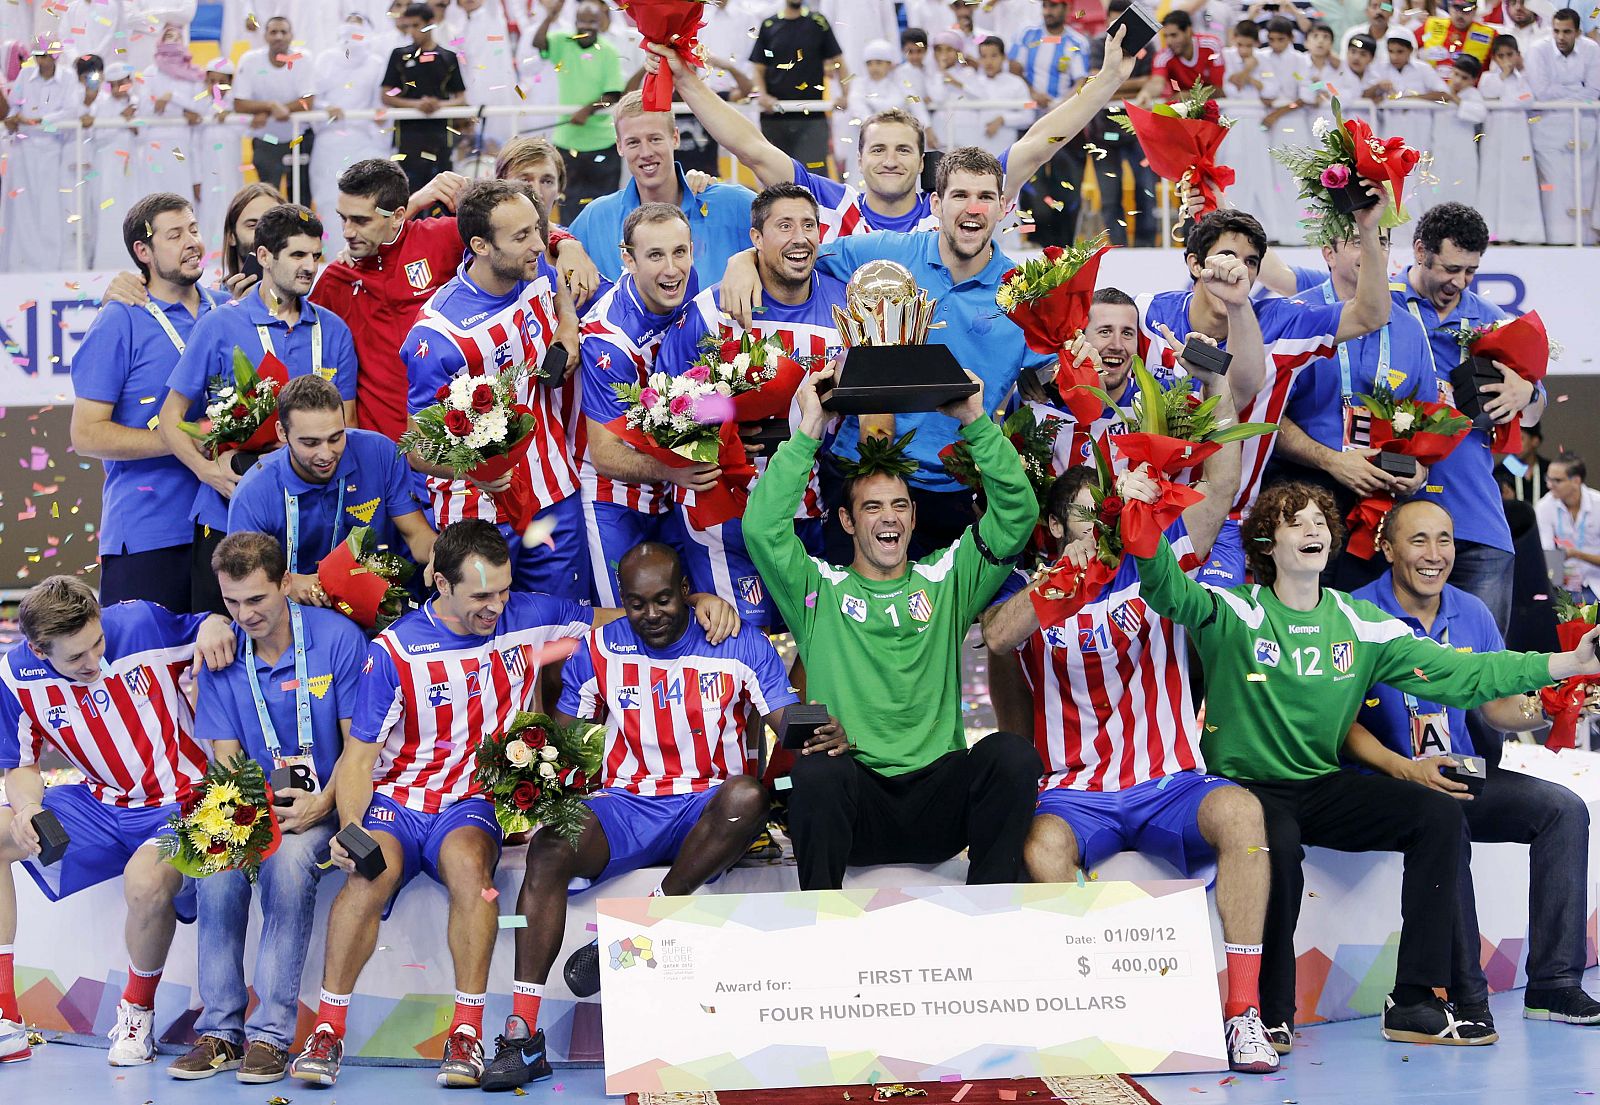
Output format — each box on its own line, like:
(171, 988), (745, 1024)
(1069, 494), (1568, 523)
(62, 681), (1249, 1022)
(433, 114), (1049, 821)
(760, 112), (830, 173)
(787, 732), (1041, 891)
(560, 145), (621, 218)
(252, 127), (313, 201)
(397, 136), (453, 194)
(100, 543), (194, 612)
(1243, 772), (1470, 1026)
(816, 452), (977, 565)
(190, 524), (228, 617)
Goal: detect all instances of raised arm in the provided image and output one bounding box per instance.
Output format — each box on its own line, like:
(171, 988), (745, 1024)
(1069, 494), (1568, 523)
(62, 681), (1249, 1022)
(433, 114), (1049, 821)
(1334, 198), (1392, 342)
(1133, 535), (1227, 630)
(1180, 373), (1242, 561)
(645, 43), (794, 187)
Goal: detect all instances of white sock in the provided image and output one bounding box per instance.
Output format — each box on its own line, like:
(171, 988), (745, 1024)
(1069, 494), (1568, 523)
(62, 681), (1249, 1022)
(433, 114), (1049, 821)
(650, 883), (666, 897)
(513, 981), (544, 998)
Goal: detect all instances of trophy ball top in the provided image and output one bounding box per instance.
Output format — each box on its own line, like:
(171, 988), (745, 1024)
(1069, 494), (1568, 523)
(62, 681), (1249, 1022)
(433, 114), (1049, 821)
(847, 260), (919, 308)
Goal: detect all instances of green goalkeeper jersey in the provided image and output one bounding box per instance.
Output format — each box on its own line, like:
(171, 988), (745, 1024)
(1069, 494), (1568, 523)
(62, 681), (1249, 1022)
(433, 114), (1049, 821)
(745, 418), (1034, 776)
(1134, 538), (1554, 782)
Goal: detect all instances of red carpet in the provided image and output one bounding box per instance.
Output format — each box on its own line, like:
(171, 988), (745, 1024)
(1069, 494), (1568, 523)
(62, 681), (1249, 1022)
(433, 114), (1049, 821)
(627, 1073), (1160, 1104)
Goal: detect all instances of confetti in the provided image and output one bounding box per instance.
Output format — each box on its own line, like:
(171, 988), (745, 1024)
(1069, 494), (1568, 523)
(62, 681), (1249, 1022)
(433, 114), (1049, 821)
(952, 1086), (973, 1103)
(775, 776), (794, 791)
(482, 887), (499, 902)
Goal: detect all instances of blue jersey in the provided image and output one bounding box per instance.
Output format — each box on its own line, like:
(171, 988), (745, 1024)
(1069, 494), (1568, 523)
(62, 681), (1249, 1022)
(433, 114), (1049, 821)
(73, 292), (219, 554)
(227, 427), (425, 574)
(793, 159), (938, 240)
(1354, 573), (1504, 760)
(569, 164), (755, 287)
(167, 291), (358, 530)
(194, 604), (366, 786)
(1009, 26), (1092, 99)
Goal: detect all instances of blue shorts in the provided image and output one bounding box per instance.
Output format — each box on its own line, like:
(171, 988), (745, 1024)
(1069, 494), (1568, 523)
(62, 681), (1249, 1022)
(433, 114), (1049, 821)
(361, 795), (502, 916)
(581, 499), (677, 608)
(1034, 771), (1237, 878)
(585, 787), (721, 885)
(502, 495), (592, 603)
(1196, 515), (1245, 589)
(20, 783), (197, 922)
(677, 514), (823, 630)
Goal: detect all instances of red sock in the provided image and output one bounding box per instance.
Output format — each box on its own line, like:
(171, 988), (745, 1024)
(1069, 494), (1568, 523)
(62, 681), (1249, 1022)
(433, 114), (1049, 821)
(454, 992), (486, 1036)
(122, 967), (161, 1010)
(0, 948), (18, 1022)
(1224, 944), (1263, 1020)
(317, 990), (351, 1038)
(512, 982), (543, 1032)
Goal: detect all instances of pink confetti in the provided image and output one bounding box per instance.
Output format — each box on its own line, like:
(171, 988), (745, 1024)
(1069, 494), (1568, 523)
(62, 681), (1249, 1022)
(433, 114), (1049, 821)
(951, 1085), (972, 1103)
(586, 922), (598, 932)
(804, 591), (817, 608)
(999, 1092), (1017, 1102)
(939, 1074), (961, 1082)
(481, 887), (499, 902)
(403, 963), (426, 969)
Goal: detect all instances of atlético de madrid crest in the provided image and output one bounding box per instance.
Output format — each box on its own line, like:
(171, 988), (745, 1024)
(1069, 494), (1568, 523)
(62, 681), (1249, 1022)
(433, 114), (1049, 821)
(405, 258), (433, 290)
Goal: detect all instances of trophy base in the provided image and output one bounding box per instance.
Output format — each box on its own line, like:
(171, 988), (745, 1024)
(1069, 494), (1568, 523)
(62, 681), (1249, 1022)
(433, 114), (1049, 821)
(821, 344), (978, 415)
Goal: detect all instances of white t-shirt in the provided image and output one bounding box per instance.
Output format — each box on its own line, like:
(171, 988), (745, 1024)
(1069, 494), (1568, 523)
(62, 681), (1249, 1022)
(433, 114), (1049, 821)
(1537, 484), (1600, 595)
(233, 47), (317, 140)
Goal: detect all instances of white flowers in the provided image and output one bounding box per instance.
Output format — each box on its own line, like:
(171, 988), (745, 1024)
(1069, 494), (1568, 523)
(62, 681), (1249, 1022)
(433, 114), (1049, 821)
(731, 351), (752, 373)
(504, 738), (533, 767)
(1312, 116), (1331, 139)
(539, 744), (559, 762)
(1391, 410), (1416, 433)
(537, 761), (557, 781)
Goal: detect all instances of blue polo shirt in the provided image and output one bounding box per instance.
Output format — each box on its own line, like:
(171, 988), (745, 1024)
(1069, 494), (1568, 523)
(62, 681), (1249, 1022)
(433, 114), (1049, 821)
(167, 291), (359, 532)
(1392, 271), (1529, 553)
(1284, 281), (1436, 451)
(227, 428), (426, 574)
(817, 231), (1058, 490)
(72, 293), (219, 555)
(568, 164), (755, 287)
(1353, 572), (1505, 761)
(194, 604), (366, 786)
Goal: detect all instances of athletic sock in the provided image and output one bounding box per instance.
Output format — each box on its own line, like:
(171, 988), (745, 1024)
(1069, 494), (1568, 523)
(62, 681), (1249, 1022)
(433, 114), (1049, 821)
(512, 981), (544, 1032)
(1223, 943), (1263, 1020)
(1392, 983), (1434, 1006)
(122, 965), (161, 1010)
(316, 990), (352, 1038)
(0, 946), (18, 1022)
(453, 992), (486, 1036)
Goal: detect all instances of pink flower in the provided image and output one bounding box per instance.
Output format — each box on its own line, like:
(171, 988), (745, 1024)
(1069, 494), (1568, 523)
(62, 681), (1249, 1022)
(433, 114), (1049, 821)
(683, 364), (711, 383)
(640, 387), (661, 408)
(669, 394), (693, 416)
(1320, 163), (1351, 189)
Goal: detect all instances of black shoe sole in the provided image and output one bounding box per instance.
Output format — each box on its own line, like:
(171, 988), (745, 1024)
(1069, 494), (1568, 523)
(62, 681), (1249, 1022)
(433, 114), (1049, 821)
(1382, 1025), (1499, 1045)
(481, 1063), (553, 1092)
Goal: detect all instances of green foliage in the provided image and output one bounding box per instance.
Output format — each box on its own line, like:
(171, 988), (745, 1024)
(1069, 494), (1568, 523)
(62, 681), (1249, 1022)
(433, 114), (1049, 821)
(838, 429), (919, 481)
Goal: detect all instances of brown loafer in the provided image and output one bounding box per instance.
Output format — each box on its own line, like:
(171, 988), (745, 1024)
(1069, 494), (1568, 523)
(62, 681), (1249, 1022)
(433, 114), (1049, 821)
(237, 1039), (290, 1084)
(167, 1035), (243, 1080)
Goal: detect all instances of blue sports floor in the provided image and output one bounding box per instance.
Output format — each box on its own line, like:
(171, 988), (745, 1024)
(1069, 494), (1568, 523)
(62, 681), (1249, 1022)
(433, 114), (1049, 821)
(7, 973), (1600, 1104)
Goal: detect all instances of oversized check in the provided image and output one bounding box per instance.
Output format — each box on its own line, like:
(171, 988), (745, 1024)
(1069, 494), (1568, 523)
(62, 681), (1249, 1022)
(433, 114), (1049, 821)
(597, 880), (1227, 1094)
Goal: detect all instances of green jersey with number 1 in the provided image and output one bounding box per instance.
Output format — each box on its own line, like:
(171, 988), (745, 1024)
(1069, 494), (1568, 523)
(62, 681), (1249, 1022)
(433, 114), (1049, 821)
(1134, 538), (1555, 782)
(745, 418), (1035, 776)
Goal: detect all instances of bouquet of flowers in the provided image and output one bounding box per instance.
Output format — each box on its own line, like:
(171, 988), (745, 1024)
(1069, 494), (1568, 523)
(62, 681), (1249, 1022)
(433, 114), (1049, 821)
(1030, 443), (1127, 624)
(473, 711), (606, 845)
(940, 407), (1063, 563)
(616, 0), (707, 112)
(180, 347), (288, 457)
(157, 754), (281, 881)
(1538, 591), (1599, 751)
(1442, 311), (1556, 455)
(1353, 384), (1472, 466)
(995, 233), (1111, 426)
(317, 526), (415, 633)
(397, 359), (541, 529)
(1111, 85), (1236, 216)
(688, 330), (810, 423)
(1271, 99), (1421, 246)
(607, 371), (757, 529)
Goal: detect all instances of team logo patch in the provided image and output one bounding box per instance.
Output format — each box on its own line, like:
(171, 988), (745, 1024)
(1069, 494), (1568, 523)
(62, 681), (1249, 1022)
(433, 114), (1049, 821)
(737, 574), (765, 607)
(346, 497), (381, 524)
(405, 258), (432, 290)
(306, 674), (333, 700)
(46, 704), (69, 729)
(596, 352), (612, 370)
(363, 654), (375, 674)
(841, 594), (868, 623)
(123, 666), (152, 696)
(1253, 638), (1280, 667)
(1332, 640), (1355, 673)
(500, 646), (526, 679)
(908, 589), (932, 623)
(1109, 600), (1144, 636)
(493, 340), (514, 367)
(699, 671), (732, 702)
(369, 805), (396, 823)
(616, 685), (642, 710)
(1044, 625), (1072, 649)
(427, 681), (451, 707)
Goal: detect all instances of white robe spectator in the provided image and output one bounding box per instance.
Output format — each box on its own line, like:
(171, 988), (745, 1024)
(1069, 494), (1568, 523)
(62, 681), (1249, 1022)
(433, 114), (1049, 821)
(1, 52), (80, 272)
(195, 60), (244, 252)
(1522, 33), (1600, 242)
(443, 0), (522, 148)
(943, 63), (1032, 158)
(311, 17), (391, 231)
(1367, 57), (1445, 209)
(86, 68), (150, 270)
(1220, 48), (1280, 229)
(1258, 42), (1312, 244)
(1431, 86), (1485, 207)
(138, 26), (206, 202)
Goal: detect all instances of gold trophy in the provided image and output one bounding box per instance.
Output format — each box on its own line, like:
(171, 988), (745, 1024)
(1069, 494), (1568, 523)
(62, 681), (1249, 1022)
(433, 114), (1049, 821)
(823, 261), (975, 414)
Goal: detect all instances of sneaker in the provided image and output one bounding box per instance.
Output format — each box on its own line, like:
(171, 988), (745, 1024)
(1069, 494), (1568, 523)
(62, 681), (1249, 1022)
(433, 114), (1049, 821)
(237, 1039), (290, 1084)
(564, 939), (602, 998)
(0, 1018), (31, 1064)
(481, 1017), (553, 1092)
(289, 1024), (344, 1087)
(1525, 986), (1600, 1025)
(107, 1000), (155, 1066)
(1263, 1021), (1294, 1055)
(167, 1035), (243, 1080)
(1382, 996), (1499, 1045)
(436, 1025), (485, 1088)
(1223, 1007), (1280, 1073)
(1456, 999), (1496, 1034)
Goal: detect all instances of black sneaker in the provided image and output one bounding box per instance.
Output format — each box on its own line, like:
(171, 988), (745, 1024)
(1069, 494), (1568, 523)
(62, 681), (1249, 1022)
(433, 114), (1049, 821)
(1525, 986), (1600, 1024)
(1382, 996), (1499, 1045)
(1264, 1022), (1294, 1055)
(1456, 999), (1496, 1034)
(564, 939), (602, 998)
(481, 1017), (552, 1092)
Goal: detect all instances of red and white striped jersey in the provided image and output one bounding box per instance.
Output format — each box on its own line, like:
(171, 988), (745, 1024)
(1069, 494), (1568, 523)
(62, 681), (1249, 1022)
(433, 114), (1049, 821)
(1010, 523), (1209, 791)
(0, 602), (210, 808)
(401, 258), (578, 528)
(1138, 290), (1342, 514)
(352, 593), (593, 813)
(559, 616), (798, 796)
(792, 159), (942, 241)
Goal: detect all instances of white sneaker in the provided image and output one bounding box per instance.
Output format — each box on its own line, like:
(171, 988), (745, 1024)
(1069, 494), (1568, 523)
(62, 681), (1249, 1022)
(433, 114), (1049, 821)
(0, 1018), (31, 1063)
(1224, 1007), (1281, 1073)
(107, 1000), (155, 1066)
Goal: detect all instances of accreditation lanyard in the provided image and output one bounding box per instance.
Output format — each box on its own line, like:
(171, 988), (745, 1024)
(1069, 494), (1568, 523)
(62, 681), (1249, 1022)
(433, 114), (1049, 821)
(1401, 623), (1449, 717)
(143, 287), (218, 354)
(256, 311), (323, 369)
(1323, 282), (1390, 402)
(244, 601), (311, 760)
(284, 481), (345, 573)
(1553, 495), (1591, 550)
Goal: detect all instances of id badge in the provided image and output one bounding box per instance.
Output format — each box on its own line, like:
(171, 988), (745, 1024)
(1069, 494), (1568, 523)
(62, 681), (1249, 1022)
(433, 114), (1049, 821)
(1344, 400), (1373, 449)
(274, 753), (321, 794)
(1410, 713), (1451, 758)
(313, 366), (337, 382)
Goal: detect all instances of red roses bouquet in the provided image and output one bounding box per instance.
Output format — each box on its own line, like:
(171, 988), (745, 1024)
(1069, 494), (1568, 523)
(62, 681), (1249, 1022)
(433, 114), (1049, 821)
(1030, 442), (1126, 624)
(1444, 311), (1556, 455)
(157, 755), (282, 881)
(688, 329), (811, 423)
(1271, 99), (1421, 245)
(995, 233), (1111, 426)
(940, 407), (1063, 562)
(616, 0), (707, 112)
(1343, 386), (1472, 559)
(1111, 85), (1236, 216)
(397, 359), (541, 529)
(1541, 592), (1599, 751)
(180, 347), (289, 456)
(317, 525), (415, 633)
(472, 712), (606, 845)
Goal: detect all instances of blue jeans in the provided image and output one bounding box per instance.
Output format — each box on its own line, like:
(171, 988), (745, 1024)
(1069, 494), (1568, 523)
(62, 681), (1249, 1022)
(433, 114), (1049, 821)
(1447, 540), (1515, 637)
(1451, 765), (1591, 1002)
(195, 820), (335, 1048)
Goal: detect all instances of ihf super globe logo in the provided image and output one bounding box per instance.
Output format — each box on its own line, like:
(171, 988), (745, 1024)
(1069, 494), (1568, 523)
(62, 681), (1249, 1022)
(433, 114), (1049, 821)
(608, 935), (657, 973)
